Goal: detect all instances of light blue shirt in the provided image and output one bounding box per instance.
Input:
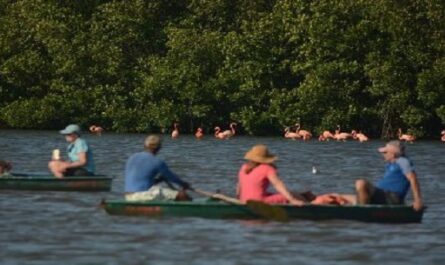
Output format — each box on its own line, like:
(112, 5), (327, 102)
(67, 138), (95, 173)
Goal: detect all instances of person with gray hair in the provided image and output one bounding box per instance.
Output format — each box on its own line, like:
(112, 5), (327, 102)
(354, 140), (423, 211)
(124, 135), (191, 201)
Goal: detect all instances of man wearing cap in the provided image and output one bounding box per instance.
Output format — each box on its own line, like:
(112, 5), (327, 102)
(355, 140), (423, 211)
(124, 135), (190, 201)
(48, 124), (95, 178)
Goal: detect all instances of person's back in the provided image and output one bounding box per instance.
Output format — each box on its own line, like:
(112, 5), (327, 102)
(238, 163), (275, 202)
(124, 135), (190, 202)
(237, 145), (305, 205)
(125, 151), (164, 192)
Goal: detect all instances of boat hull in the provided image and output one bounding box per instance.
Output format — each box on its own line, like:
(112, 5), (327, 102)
(0, 173), (112, 191)
(102, 200), (424, 223)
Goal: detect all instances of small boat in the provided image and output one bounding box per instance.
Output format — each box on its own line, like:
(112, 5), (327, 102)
(0, 173), (113, 191)
(101, 199), (425, 223)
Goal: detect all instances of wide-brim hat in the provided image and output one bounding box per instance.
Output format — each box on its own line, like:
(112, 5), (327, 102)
(244, 144), (277, 164)
(60, 124), (81, 135)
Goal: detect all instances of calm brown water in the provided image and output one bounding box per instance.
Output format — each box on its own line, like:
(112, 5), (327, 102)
(1, 130), (444, 264)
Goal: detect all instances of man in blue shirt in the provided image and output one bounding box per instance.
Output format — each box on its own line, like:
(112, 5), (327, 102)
(124, 135), (190, 201)
(355, 140), (423, 211)
(48, 124), (95, 178)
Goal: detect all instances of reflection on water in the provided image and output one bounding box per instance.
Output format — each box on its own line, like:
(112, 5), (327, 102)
(0, 130), (444, 264)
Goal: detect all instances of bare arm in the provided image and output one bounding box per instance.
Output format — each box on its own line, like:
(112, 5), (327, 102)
(267, 173), (305, 206)
(65, 152), (87, 169)
(406, 171), (423, 211)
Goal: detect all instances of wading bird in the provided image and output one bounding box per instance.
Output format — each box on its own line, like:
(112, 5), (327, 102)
(284, 127), (301, 140)
(171, 123), (179, 139)
(398, 128), (415, 143)
(195, 127), (204, 139)
(351, 130), (369, 142)
(295, 123), (312, 140)
(214, 122), (237, 139)
(89, 125), (104, 136)
(334, 125), (352, 141)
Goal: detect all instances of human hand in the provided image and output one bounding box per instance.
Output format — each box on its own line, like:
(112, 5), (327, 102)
(289, 199), (306, 206)
(412, 200), (423, 211)
(181, 181), (191, 190)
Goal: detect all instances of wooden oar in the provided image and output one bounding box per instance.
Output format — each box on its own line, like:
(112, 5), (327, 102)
(245, 200), (289, 222)
(190, 188), (289, 222)
(157, 177), (289, 222)
(191, 188), (242, 204)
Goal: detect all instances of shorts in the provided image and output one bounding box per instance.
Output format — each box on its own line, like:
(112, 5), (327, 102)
(370, 187), (402, 205)
(125, 185), (179, 202)
(65, 167), (94, 177)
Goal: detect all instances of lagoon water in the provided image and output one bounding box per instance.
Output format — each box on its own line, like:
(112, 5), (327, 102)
(0, 130), (444, 264)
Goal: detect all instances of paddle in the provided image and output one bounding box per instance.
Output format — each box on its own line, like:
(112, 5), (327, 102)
(245, 200), (289, 222)
(156, 175), (289, 222)
(190, 188), (242, 204)
(190, 188), (289, 222)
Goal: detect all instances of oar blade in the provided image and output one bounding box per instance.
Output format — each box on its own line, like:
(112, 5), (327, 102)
(246, 200), (289, 222)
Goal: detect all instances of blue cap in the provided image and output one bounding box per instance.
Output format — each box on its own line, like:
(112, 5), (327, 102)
(60, 124), (81, 135)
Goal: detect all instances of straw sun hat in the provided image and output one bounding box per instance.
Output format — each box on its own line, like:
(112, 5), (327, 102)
(244, 144), (277, 164)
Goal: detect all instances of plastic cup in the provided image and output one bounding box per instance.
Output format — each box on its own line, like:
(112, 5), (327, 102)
(52, 149), (60, 160)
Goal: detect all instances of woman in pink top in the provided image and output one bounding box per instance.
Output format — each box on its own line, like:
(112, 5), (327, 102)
(237, 145), (306, 205)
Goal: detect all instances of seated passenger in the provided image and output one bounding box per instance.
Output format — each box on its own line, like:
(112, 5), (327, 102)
(237, 144), (306, 205)
(124, 135), (190, 202)
(354, 140), (423, 211)
(0, 160), (12, 178)
(48, 124), (95, 178)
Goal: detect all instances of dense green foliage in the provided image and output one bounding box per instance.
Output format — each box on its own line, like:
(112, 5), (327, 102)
(1, 0), (444, 138)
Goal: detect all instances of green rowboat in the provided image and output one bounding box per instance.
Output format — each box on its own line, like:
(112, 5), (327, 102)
(102, 199), (424, 223)
(0, 173), (112, 191)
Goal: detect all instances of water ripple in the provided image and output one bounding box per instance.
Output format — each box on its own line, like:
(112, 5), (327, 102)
(1, 130), (444, 264)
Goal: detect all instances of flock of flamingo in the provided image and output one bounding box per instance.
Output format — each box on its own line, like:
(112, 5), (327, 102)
(172, 122), (237, 140)
(88, 123), (445, 142)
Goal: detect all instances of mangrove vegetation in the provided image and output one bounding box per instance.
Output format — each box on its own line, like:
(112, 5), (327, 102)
(1, 0), (444, 138)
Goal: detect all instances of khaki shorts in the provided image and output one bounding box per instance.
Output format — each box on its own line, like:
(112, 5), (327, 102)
(125, 185), (179, 202)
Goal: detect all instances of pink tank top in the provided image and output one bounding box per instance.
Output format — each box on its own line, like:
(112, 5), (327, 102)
(238, 163), (278, 203)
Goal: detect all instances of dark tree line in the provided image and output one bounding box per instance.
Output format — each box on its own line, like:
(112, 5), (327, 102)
(1, 0), (444, 138)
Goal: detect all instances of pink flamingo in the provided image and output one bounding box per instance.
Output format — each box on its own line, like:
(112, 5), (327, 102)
(351, 130), (369, 142)
(195, 127), (204, 139)
(284, 127), (301, 140)
(89, 125), (104, 136)
(214, 122), (237, 139)
(318, 130), (335, 141)
(398, 128), (415, 143)
(334, 125), (352, 141)
(171, 123), (179, 139)
(441, 130), (445, 142)
(295, 123), (312, 140)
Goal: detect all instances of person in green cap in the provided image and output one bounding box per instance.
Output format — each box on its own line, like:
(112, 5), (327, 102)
(48, 124), (95, 178)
